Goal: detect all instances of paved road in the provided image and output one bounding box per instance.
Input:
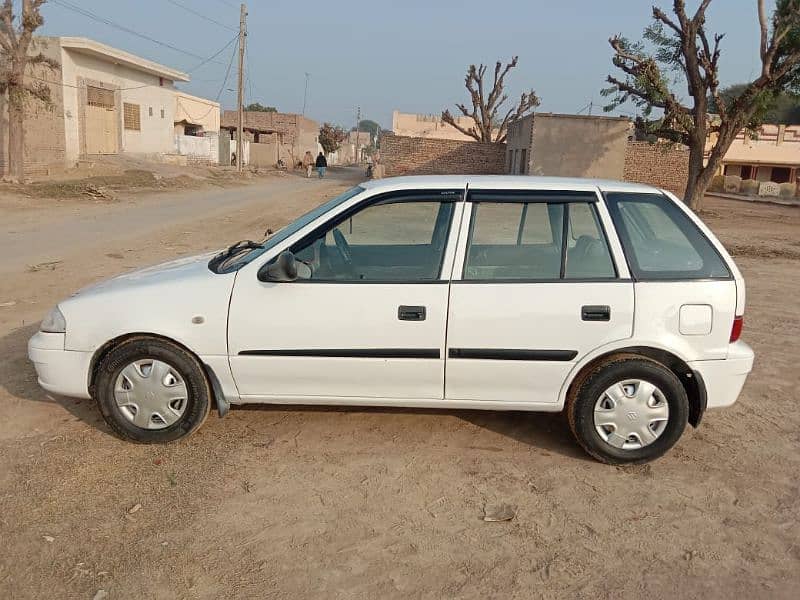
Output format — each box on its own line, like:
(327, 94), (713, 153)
(0, 168), (361, 274)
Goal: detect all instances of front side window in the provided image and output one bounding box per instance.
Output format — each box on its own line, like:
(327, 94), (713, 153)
(291, 195), (455, 281)
(605, 192), (730, 280)
(209, 186), (365, 273)
(463, 192), (616, 281)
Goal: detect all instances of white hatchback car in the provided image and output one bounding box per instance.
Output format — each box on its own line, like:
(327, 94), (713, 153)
(29, 176), (754, 464)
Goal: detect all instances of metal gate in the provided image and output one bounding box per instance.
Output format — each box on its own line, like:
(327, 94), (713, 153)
(84, 86), (118, 155)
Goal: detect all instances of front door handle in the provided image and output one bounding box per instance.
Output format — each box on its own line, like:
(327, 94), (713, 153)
(582, 305), (611, 321)
(398, 305), (426, 321)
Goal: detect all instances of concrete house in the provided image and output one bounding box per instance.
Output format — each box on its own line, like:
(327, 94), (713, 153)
(718, 124), (800, 186)
(173, 91), (221, 164)
(392, 110), (496, 142)
(1, 36), (218, 174)
(505, 113), (634, 177)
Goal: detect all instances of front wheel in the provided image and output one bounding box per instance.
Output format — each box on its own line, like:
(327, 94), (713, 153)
(94, 337), (211, 443)
(566, 356), (688, 464)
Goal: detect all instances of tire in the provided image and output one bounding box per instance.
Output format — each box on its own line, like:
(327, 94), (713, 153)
(566, 355), (688, 465)
(94, 336), (211, 443)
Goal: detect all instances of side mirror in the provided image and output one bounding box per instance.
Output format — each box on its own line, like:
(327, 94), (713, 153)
(258, 250), (298, 282)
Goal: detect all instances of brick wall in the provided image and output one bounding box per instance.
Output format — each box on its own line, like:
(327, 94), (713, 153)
(0, 58), (66, 177)
(623, 141), (690, 195)
(221, 111), (317, 147)
(381, 134), (506, 176)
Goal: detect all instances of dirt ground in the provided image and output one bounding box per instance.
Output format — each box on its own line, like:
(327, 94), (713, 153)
(0, 178), (798, 599)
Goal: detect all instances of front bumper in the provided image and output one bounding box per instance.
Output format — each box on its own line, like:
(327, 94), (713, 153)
(28, 332), (92, 399)
(688, 341), (754, 409)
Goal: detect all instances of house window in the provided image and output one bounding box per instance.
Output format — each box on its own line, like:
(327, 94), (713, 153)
(724, 164), (741, 177)
(740, 165), (754, 180)
(519, 149), (527, 175)
(161, 108), (165, 119)
(771, 167), (791, 183)
(124, 103), (141, 131)
(148, 106), (153, 117)
(87, 86), (114, 109)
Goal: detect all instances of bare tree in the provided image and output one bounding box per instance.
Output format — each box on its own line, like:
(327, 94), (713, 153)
(0, 0), (57, 182)
(603, 0), (800, 210)
(442, 57), (540, 143)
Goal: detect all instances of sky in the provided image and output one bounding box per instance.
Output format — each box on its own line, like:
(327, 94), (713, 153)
(38, 0), (772, 129)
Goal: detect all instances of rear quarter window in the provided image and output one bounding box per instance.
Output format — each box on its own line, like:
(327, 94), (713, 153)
(605, 192), (730, 280)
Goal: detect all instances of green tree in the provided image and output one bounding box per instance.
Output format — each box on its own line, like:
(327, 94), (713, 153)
(353, 119), (380, 138)
(603, 0), (800, 210)
(244, 102), (277, 112)
(319, 122), (347, 154)
(710, 83), (800, 124)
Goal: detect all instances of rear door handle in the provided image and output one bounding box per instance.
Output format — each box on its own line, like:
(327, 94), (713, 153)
(582, 305), (610, 321)
(398, 305), (426, 321)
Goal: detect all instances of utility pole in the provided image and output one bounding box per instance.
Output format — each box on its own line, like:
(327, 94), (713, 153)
(236, 3), (247, 173)
(354, 106), (361, 164)
(302, 72), (310, 116)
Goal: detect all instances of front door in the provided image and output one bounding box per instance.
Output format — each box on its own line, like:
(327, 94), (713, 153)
(445, 189), (635, 404)
(227, 190), (463, 402)
(84, 86), (119, 155)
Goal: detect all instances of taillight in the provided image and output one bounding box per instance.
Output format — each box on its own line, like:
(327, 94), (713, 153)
(730, 315), (744, 342)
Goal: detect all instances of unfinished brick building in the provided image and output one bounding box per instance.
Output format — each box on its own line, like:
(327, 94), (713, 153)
(220, 111), (319, 168)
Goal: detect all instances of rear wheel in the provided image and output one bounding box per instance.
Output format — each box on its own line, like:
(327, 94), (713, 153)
(94, 337), (211, 443)
(566, 356), (688, 464)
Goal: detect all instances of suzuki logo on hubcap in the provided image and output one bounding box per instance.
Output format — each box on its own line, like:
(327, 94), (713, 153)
(626, 411), (639, 422)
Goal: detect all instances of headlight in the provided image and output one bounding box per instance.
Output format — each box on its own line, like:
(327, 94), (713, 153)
(40, 305), (66, 333)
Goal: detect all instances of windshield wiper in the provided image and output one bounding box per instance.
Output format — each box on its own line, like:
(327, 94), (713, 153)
(209, 239), (264, 272)
(222, 239), (263, 256)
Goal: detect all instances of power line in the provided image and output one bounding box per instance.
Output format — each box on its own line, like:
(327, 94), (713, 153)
(27, 32), (240, 98)
(28, 73), (160, 91)
(165, 0), (238, 33)
(215, 36), (239, 102)
(212, 0), (237, 8)
(50, 0), (226, 66)
(185, 33), (238, 73)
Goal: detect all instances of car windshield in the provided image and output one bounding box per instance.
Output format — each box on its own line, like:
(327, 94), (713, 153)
(210, 185), (365, 273)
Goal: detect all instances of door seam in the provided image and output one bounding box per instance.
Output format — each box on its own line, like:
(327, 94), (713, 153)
(442, 183), (469, 399)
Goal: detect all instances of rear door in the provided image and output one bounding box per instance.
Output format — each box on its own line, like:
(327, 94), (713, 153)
(444, 187), (634, 404)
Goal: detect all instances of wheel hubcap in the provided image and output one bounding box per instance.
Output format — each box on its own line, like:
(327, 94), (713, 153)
(593, 379), (669, 450)
(114, 359), (188, 430)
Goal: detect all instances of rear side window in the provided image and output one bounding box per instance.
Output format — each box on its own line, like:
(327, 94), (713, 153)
(463, 191), (616, 281)
(565, 202), (616, 279)
(605, 192), (730, 280)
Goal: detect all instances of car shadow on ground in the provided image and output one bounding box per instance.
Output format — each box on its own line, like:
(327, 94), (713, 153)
(1, 322), (588, 460)
(233, 404), (590, 461)
(0, 322), (110, 433)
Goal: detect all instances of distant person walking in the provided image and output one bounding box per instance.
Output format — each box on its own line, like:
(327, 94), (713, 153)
(302, 151), (314, 178)
(315, 152), (327, 178)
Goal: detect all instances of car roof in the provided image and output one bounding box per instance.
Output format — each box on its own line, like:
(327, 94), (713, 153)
(360, 175), (661, 195)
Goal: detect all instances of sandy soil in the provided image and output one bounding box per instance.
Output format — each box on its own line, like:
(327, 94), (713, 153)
(0, 181), (798, 599)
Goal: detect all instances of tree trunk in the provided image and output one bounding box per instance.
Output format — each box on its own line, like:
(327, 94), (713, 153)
(5, 68), (25, 182)
(683, 144), (708, 211)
